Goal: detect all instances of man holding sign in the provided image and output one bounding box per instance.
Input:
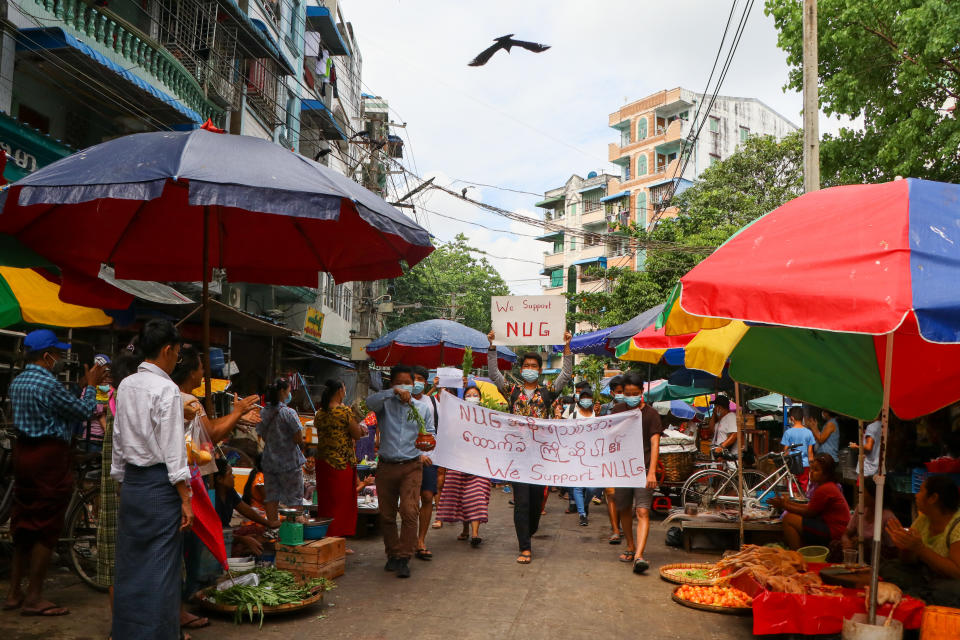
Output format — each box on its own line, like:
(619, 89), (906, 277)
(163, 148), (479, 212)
(486, 328), (572, 565)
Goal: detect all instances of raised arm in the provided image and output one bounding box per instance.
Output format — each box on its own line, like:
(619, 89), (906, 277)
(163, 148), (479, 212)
(486, 331), (510, 395)
(365, 389), (394, 413)
(550, 330), (574, 393)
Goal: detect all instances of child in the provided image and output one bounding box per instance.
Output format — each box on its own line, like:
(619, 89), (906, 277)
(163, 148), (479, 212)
(213, 458), (281, 556)
(781, 406), (816, 492)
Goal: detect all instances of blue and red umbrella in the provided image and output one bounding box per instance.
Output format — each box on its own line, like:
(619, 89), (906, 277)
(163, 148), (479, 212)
(366, 319), (516, 370)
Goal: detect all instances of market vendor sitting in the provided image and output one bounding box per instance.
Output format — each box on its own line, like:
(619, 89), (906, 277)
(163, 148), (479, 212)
(881, 475), (960, 607)
(769, 454), (850, 550)
(213, 458), (281, 556)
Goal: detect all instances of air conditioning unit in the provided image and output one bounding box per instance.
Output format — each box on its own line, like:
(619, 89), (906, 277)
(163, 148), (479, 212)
(226, 284), (246, 309)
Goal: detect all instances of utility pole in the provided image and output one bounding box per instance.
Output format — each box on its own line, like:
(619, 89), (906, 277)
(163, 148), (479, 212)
(446, 292), (466, 321)
(802, 0), (819, 193)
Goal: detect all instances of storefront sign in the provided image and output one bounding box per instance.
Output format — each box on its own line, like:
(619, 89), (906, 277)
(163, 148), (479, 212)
(303, 306), (324, 342)
(433, 393), (647, 488)
(490, 295), (567, 346)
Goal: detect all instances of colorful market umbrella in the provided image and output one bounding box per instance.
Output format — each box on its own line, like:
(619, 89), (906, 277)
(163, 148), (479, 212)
(0, 266), (110, 328)
(605, 303), (666, 345)
(615, 323), (695, 363)
(651, 399), (702, 420)
(669, 178), (960, 622)
(552, 325), (616, 356)
(0, 130), (434, 400)
(745, 393), (800, 413)
(366, 319), (517, 369)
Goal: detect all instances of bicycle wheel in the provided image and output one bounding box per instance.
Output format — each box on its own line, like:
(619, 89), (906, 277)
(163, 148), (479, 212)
(681, 469), (736, 509)
(0, 446), (14, 526)
(64, 490), (107, 592)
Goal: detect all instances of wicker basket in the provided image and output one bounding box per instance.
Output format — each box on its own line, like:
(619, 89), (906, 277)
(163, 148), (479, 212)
(659, 562), (717, 585)
(661, 451), (696, 483)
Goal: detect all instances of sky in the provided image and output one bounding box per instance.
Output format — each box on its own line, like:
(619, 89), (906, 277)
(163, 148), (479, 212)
(343, 0), (852, 295)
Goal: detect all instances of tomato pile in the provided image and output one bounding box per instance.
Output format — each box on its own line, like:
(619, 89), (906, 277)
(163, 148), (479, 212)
(675, 585), (753, 608)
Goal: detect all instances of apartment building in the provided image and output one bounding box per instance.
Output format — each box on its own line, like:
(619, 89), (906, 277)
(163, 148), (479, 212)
(608, 87), (797, 235)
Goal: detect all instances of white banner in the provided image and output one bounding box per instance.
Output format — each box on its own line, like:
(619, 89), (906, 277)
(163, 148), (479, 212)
(490, 295), (567, 346)
(433, 393), (647, 488)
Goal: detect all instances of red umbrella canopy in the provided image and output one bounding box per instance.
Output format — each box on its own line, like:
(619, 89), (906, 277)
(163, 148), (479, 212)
(0, 130), (434, 289)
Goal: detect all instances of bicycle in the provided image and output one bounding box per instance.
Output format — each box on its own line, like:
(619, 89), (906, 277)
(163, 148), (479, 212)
(0, 425), (15, 525)
(59, 449), (107, 592)
(680, 445), (806, 511)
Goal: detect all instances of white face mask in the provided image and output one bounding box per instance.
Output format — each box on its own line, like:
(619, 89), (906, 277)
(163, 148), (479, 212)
(465, 396), (481, 404)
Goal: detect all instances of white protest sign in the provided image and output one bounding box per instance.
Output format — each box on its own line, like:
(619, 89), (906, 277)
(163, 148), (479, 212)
(436, 367), (463, 389)
(490, 295), (567, 346)
(433, 393), (647, 488)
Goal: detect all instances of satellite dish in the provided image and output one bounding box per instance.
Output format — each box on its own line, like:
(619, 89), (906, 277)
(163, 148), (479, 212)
(587, 171), (598, 179)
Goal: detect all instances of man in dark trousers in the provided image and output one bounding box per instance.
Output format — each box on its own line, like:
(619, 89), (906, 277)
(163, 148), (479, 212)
(487, 329), (572, 565)
(5, 330), (106, 616)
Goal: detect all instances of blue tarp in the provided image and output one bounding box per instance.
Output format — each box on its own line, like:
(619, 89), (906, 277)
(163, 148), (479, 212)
(305, 6), (351, 56)
(577, 184), (605, 194)
(606, 303), (666, 344)
(600, 190), (630, 203)
(572, 256), (607, 268)
(366, 319), (516, 363)
(249, 20), (296, 74)
(16, 28), (203, 123)
(301, 99), (347, 139)
(220, 0), (295, 73)
(552, 326), (616, 356)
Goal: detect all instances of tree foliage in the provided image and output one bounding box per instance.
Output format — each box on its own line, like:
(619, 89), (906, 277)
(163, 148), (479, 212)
(765, 0), (960, 184)
(386, 233), (510, 333)
(568, 132), (803, 329)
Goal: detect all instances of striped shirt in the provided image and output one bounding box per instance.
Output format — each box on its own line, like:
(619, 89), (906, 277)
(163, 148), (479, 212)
(9, 364), (96, 440)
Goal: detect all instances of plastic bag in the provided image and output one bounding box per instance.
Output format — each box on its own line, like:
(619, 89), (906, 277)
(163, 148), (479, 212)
(185, 414), (217, 476)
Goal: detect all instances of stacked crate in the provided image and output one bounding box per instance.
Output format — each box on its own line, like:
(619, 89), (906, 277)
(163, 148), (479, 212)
(276, 537), (345, 582)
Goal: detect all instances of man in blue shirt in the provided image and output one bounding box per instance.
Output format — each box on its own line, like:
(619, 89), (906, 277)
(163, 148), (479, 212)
(5, 330), (106, 616)
(366, 364), (434, 578)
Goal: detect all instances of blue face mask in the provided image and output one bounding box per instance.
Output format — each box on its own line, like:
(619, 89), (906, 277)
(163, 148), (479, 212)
(520, 369), (539, 383)
(624, 395), (642, 407)
(97, 385), (111, 393)
(579, 398), (594, 409)
(412, 381), (425, 395)
(614, 393), (625, 402)
(396, 384), (414, 394)
(280, 393), (292, 405)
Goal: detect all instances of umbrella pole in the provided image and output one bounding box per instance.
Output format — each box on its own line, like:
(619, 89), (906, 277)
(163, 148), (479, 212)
(857, 420), (865, 564)
(735, 382), (744, 547)
(868, 332), (894, 625)
(202, 206), (212, 415)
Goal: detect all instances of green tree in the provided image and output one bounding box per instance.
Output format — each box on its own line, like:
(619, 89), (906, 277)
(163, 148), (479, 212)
(568, 132), (803, 329)
(765, 0), (960, 184)
(386, 233), (510, 333)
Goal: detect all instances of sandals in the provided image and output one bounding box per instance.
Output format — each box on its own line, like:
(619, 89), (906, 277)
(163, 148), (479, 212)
(618, 551), (635, 563)
(517, 552), (532, 564)
(20, 605), (69, 617)
(415, 548), (433, 561)
(609, 533), (622, 545)
(181, 613), (210, 629)
(457, 532), (469, 541)
(633, 558), (650, 574)
(470, 537), (483, 548)
(431, 520), (443, 529)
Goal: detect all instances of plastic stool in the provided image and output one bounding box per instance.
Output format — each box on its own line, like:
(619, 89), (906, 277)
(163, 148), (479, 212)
(652, 496), (672, 512)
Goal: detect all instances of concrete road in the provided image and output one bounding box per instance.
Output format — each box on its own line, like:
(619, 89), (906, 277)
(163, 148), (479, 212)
(1, 489), (755, 639)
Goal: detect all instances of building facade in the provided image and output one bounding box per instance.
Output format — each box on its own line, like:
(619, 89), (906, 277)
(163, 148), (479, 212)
(607, 88), (797, 234)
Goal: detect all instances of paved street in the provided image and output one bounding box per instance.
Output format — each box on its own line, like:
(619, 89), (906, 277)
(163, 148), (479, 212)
(1, 489), (754, 640)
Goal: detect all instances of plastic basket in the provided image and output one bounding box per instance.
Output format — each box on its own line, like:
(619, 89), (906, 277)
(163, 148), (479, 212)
(920, 605), (960, 640)
(911, 468), (960, 494)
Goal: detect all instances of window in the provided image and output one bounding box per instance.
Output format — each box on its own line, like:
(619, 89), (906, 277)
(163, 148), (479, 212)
(622, 163), (631, 182)
(636, 117), (647, 140)
(570, 202), (577, 216)
(709, 116), (720, 133)
(709, 153), (720, 166)
(636, 192), (646, 218)
(679, 110), (689, 120)
(569, 236), (577, 251)
(343, 287), (352, 323)
(552, 237), (564, 253)
(636, 250), (647, 270)
(620, 127), (631, 146)
(740, 126), (750, 143)
(636, 154), (647, 176)
(550, 269), (563, 288)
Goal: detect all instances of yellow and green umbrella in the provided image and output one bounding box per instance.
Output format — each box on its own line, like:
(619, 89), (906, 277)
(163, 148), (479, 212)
(0, 266), (111, 328)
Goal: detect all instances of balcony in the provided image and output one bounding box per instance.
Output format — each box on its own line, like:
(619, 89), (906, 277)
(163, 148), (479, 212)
(544, 252), (565, 268)
(543, 284), (564, 294)
(579, 243), (606, 260)
(654, 157), (682, 177)
(608, 142), (625, 163)
(581, 207), (606, 226)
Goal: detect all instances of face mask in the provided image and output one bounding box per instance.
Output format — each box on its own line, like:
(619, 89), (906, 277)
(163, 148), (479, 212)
(97, 385), (111, 393)
(614, 393), (625, 402)
(280, 393), (292, 406)
(579, 398), (594, 409)
(45, 353), (66, 375)
(412, 381), (425, 395)
(465, 396), (481, 404)
(624, 395), (642, 407)
(574, 393), (580, 402)
(520, 369), (539, 383)
(396, 384), (414, 394)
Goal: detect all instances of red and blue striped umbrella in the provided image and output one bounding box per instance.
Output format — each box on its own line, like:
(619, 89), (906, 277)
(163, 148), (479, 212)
(366, 319), (516, 370)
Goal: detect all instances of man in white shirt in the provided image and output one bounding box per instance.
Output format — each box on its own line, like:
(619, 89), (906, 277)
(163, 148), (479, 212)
(859, 419), (883, 477)
(111, 320), (192, 640)
(710, 395), (739, 457)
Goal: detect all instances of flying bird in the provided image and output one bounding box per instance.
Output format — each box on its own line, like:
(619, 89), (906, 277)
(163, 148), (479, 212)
(468, 34), (551, 67)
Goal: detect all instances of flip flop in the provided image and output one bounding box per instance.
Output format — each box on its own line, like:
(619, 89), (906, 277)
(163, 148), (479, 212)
(21, 605), (69, 617)
(633, 558), (650, 574)
(181, 614), (210, 629)
(517, 552), (532, 564)
(619, 551), (634, 563)
(470, 537), (483, 548)
(2, 597), (23, 611)
(457, 532), (469, 541)
(415, 548), (433, 560)
(609, 534), (622, 545)
(431, 521), (443, 529)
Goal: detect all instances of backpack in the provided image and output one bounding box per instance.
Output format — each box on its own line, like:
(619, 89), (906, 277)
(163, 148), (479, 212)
(427, 395), (439, 431)
(508, 384), (555, 416)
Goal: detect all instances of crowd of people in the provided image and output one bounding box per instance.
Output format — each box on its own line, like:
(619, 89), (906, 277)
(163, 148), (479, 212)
(4, 319), (960, 639)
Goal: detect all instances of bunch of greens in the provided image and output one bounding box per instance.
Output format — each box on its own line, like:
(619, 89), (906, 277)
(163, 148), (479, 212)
(480, 396), (507, 412)
(462, 347), (473, 377)
(406, 403), (426, 433)
(210, 567), (334, 627)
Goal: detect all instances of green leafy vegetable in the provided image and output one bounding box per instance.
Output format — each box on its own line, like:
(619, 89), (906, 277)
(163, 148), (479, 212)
(209, 567), (335, 627)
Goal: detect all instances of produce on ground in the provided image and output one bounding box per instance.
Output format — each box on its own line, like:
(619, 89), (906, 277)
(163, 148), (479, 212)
(208, 567), (334, 627)
(713, 545), (842, 596)
(664, 568), (714, 582)
(675, 585), (753, 608)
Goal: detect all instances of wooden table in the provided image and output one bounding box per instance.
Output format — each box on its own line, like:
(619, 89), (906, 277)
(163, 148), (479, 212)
(679, 519), (782, 552)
